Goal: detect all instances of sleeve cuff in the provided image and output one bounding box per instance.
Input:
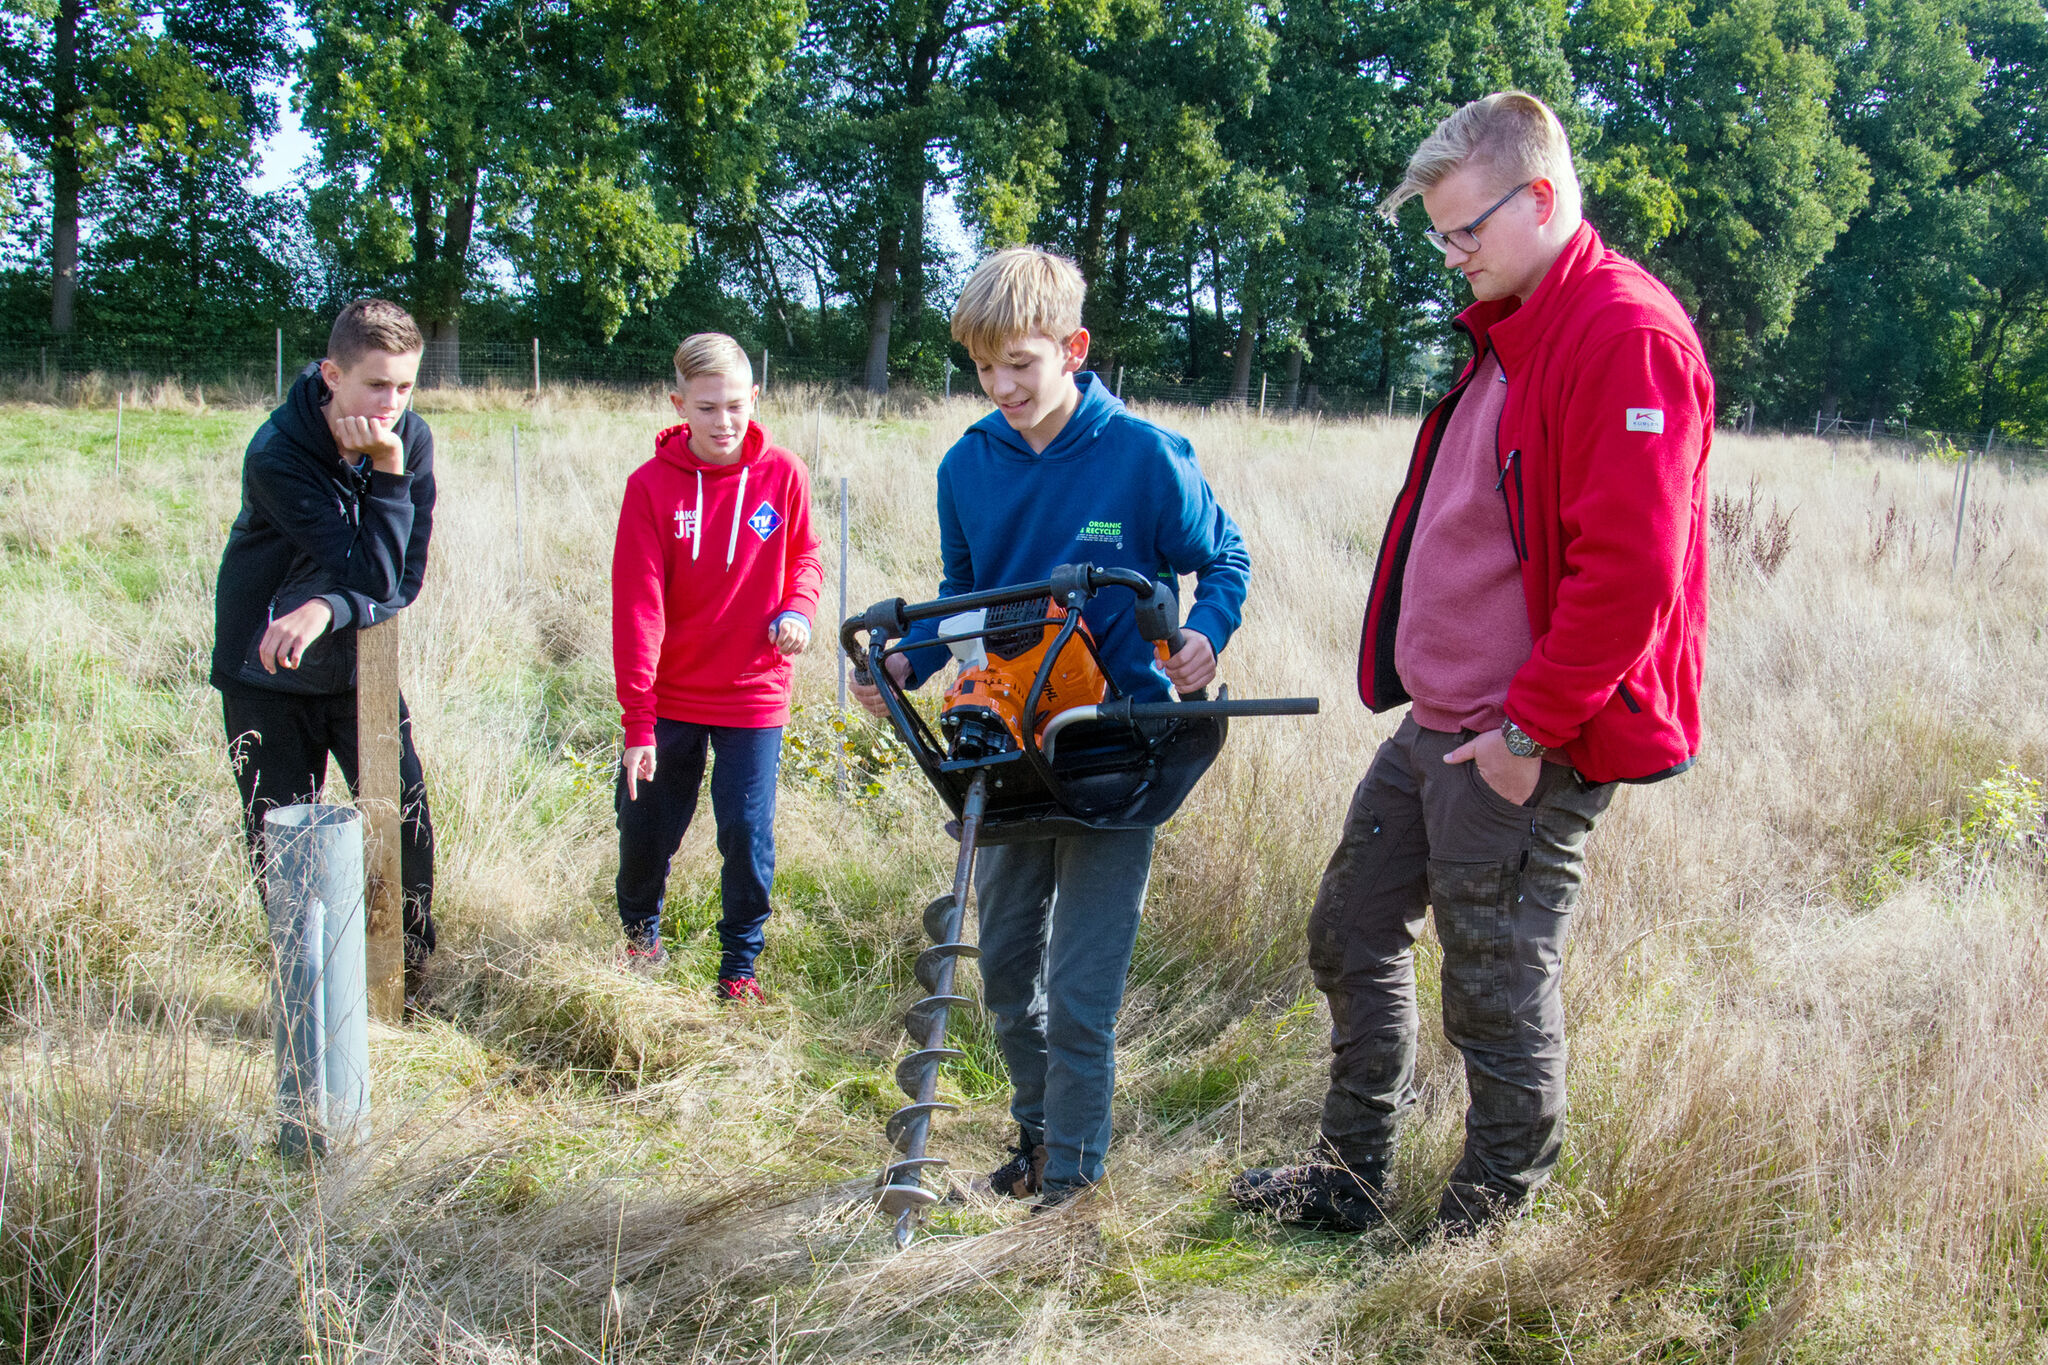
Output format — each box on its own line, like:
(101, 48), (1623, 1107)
(622, 721), (656, 748)
(320, 594), (353, 630)
(1503, 703), (1571, 751)
(1183, 604), (1235, 654)
(772, 610), (811, 631)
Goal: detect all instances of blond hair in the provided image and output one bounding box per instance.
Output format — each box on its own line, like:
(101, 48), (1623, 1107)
(951, 247), (1086, 359)
(327, 298), (423, 369)
(671, 333), (753, 388)
(1381, 92), (1581, 218)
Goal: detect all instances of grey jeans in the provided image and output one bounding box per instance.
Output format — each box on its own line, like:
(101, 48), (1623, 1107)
(975, 826), (1155, 1192)
(1306, 714), (1614, 1222)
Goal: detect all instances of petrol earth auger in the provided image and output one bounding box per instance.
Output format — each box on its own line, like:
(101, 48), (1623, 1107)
(841, 563), (1319, 1249)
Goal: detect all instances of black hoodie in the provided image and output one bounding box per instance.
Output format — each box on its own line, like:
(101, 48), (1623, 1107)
(211, 363), (436, 697)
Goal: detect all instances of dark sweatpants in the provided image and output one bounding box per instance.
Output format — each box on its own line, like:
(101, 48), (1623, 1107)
(614, 718), (782, 980)
(1307, 713), (1613, 1224)
(221, 689), (437, 960)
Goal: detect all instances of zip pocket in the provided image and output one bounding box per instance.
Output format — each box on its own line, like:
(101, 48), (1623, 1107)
(1616, 681), (1643, 714)
(1494, 448), (1527, 560)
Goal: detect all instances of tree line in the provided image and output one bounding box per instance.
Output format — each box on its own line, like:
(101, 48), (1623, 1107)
(3, 0), (2045, 435)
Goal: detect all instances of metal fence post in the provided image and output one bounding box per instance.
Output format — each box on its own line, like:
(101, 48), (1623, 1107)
(531, 338), (540, 397)
(512, 425), (525, 590)
(1951, 435), (1985, 578)
(275, 328), (283, 400)
(1116, 365), (1125, 400)
(264, 803), (370, 1160)
(761, 347), (770, 393)
(114, 391), (122, 477)
(1258, 372), (1267, 416)
(836, 474), (850, 798)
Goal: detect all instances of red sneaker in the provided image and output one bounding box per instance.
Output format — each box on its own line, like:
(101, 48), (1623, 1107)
(717, 976), (766, 1005)
(621, 939), (668, 975)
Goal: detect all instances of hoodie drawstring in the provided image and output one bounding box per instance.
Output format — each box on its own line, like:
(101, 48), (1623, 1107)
(691, 471), (703, 561)
(726, 467), (748, 568)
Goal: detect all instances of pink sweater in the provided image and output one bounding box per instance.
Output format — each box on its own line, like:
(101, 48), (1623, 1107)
(1394, 349), (1531, 734)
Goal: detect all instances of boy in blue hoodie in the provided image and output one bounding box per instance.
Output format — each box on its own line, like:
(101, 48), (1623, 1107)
(854, 246), (1250, 1207)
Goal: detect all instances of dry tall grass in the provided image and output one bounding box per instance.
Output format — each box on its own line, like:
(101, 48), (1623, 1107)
(0, 383), (2044, 1362)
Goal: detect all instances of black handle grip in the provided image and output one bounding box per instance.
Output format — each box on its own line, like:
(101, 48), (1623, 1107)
(1094, 697), (1321, 724)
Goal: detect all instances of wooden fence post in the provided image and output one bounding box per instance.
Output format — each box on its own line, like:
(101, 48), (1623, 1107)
(356, 617), (406, 1021)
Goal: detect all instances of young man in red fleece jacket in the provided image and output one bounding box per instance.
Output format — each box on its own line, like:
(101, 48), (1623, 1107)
(1233, 93), (1713, 1237)
(611, 333), (823, 1001)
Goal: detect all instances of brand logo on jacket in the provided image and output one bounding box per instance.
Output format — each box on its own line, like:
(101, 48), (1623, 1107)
(1076, 518), (1123, 548)
(674, 508), (699, 539)
(747, 501), (782, 540)
(1626, 408), (1665, 433)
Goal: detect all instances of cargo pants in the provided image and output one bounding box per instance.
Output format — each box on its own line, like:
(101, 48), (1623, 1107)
(1306, 714), (1615, 1225)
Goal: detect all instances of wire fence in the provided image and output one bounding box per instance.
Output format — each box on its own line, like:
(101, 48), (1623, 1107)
(1721, 401), (2048, 469)
(4, 334), (2045, 465)
(0, 334), (1444, 420)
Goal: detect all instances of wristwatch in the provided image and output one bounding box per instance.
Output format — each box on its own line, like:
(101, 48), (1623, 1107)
(1500, 718), (1547, 759)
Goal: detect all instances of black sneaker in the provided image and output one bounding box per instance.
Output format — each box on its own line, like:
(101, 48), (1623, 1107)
(1435, 1181), (1512, 1241)
(1228, 1161), (1388, 1232)
(1029, 1179), (1094, 1215)
(982, 1128), (1048, 1200)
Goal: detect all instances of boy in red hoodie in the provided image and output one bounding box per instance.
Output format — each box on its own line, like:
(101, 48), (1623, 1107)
(611, 333), (823, 1000)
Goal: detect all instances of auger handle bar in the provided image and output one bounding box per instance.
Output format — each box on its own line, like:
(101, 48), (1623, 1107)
(841, 564), (1167, 686)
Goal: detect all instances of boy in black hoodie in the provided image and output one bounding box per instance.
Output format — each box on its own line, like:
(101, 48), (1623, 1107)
(211, 299), (438, 994)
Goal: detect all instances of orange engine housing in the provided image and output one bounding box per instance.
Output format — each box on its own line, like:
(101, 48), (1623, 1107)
(941, 597), (1107, 760)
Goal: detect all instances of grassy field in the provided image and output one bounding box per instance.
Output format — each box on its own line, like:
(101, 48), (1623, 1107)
(1, 380), (2044, 1363)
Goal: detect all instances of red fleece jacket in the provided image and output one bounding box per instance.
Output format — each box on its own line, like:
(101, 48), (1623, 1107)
(612, 422), (823, 743)
(1359, 224), (1714, 784)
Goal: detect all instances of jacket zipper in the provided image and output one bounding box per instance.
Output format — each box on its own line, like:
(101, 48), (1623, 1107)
(1488, 351), (1526, 562)
(1495, 448), (1527, 561)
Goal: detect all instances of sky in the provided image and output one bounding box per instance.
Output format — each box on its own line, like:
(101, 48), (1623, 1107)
(252, 78), (315, 194)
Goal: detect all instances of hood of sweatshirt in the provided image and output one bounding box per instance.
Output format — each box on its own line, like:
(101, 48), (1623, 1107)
(655, 419), (773, 474)
(272, 365), (352, 468)
(652, 420), (780, 569)
(964, 371), (1123, 463)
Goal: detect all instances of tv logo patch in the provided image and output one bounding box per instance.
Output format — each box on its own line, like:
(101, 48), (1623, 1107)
(747, 501), (782, 540)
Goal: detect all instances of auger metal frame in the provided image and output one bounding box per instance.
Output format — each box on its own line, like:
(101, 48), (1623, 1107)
(844, 564), (1320, 1248)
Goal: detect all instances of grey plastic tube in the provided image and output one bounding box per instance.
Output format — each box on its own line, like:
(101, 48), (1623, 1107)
(263, 803), (371, 1159)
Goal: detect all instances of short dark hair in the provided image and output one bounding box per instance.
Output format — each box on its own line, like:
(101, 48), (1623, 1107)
(327, 298), (424, 369)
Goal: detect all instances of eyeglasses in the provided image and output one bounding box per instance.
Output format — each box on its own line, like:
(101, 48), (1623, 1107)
(1422, 182), (1532, 255)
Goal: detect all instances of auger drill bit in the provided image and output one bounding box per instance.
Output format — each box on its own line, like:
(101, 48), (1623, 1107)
(878, 773), (988, 1249)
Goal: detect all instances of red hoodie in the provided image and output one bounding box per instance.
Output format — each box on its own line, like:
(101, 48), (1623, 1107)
(612, 421), (823, 744)
(1358, 223), (1714, 784)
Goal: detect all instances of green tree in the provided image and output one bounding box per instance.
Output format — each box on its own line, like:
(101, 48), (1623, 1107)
(1580, 0), (1872, 402)
(1773, 0), (1984, 425)
(0, 0), (284, 334)
(957, 0), (1272, 383)
(773, 0), (1018, 394)
(301, 0), (799, 377)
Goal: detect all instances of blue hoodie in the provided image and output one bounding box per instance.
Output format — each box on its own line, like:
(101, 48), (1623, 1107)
(899, 372), (1250, 701)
